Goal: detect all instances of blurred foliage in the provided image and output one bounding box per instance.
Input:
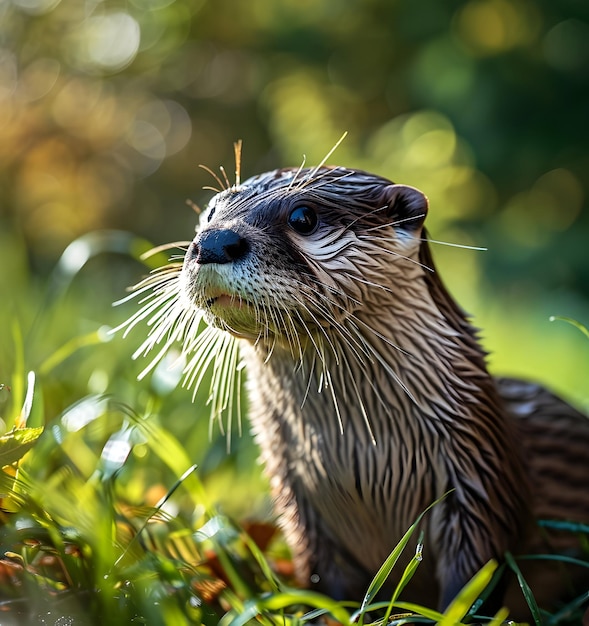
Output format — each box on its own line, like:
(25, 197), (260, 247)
(0, 227), (269, 518)
(1, 0), (588, 271)
(1, 0), (588, 393)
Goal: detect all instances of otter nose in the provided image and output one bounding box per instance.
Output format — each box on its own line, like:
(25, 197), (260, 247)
(190, 228), (249, 265)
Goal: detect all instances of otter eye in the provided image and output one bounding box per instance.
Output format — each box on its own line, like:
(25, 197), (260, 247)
(288, 205), (318, 235)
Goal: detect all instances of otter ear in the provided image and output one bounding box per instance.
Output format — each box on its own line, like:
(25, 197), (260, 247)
(382, 184), (428, 234)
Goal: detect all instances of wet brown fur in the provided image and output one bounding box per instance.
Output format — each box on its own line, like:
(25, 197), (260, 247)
(126, 164), (589, 619)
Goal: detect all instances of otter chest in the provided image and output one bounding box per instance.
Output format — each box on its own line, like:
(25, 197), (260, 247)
(247, 349), (443, 573)
(295, 419), (441, 567)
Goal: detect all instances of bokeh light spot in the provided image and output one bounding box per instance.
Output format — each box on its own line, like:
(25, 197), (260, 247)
(20, 57), (61, 102)
(543, 19), (589, 75)
(11, 0), (60, 16)
(83, 12), (141, 72)
(135, 99), (192, 157)
(0, 49), (18, 100)
(500, 168), (583, 247)
(454, 0), (541, 56)
(128, 120), (166, 161)
(61, 396), (107, 432)
(404, 129), (457, 169)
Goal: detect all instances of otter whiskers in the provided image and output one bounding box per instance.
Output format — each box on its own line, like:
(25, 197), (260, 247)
(288, 132), (349, 192)
(117, 251), (395, 447)
(114, 249), (245, 444)
(116, 164), (433, 450)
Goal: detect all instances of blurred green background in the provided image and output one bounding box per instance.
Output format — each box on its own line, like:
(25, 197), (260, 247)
(1, 0), (588, 519)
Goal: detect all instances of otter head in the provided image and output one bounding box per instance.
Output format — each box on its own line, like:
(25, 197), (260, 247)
(180, 166), (429, 349)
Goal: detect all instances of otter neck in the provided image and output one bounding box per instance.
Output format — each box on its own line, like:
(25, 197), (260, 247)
(248, 238), (489, 435)
(242, 243), (529, 573)
(248, 277), (491, 440)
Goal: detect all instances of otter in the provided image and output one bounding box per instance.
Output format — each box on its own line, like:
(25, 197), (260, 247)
(123, 163), (589, 617)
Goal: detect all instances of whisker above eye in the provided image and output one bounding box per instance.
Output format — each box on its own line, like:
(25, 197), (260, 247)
(302, 131), (348, 185)
(360, 212), (426, 232)
(421, 238), (487, 252)
(199, 164), (227, 192)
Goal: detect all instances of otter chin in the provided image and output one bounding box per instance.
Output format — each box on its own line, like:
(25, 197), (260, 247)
(126, 164), (589, 618)
(209, 294), (246, 308)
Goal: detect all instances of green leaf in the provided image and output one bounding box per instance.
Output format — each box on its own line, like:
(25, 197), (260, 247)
(241, 530), (283, 593)
(487, 607), (510, 625)
(537, 518), (589, 534)
(39, 327), (113, 376)
(258, 589), (352, 624)
(505, 552), (542, 626)
(0, 426), (44, 468)
(381, 536), (424, 625)
(358, 491), (453, 617)
(392, 601), (444, 621)
(438, 560), (498, 626)
(549, 316), (589, 340)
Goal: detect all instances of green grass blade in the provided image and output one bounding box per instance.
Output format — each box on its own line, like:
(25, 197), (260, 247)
(220, 600), (263, 626)
(549, 316), (589, 340)
(124, 408), (213, 513)
(487, 607), (510, 625)
(517, 553), (589, 569)
(222, 589), (354, 626)
(505, 551), (542, 626)
(359, 491), (453, 615)
(9, 319), (25, 425)
(545, 590), (589, 626)
(220, 595), (281, 626)
(54, 231), (160, 282)
(380, 536), (424, 624)
(358, 521), (418, 615)
(392, 601), (444, 621)
(537, 519), (589, 534)
(258, 589), (352, 623)
(240, 531), (283, 593)
(466, 561), (506, 620)
(438, 560), (498, 626)
(112, 464), (199, 570)
(39, 327), (113, 376)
